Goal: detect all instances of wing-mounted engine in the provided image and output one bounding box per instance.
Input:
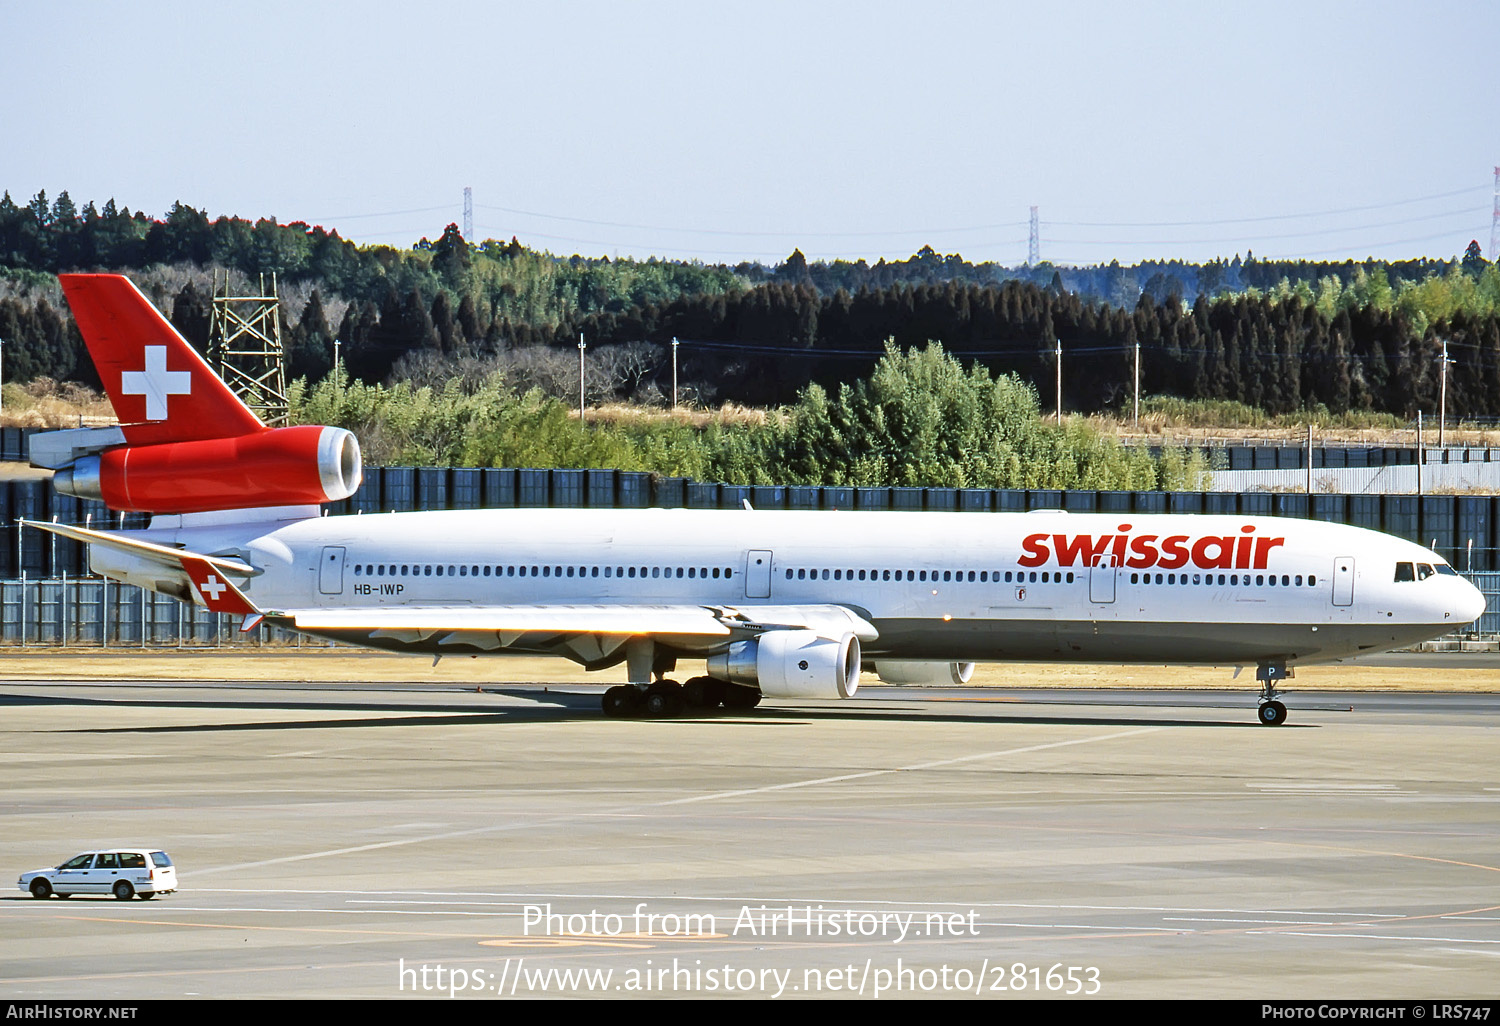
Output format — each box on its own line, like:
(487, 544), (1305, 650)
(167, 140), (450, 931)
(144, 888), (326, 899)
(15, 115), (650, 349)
(706, 629), (861, 700)
(872, 661), (976, 685)
(37, 424), (361, 515)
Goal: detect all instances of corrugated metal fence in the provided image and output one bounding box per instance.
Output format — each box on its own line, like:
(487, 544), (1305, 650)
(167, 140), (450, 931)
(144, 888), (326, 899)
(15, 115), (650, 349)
(3, 465), (1499, 645)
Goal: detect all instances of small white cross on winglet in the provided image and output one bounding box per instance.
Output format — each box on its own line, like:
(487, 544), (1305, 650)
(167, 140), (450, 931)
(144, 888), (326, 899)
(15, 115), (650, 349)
(120, 345), (192, 420)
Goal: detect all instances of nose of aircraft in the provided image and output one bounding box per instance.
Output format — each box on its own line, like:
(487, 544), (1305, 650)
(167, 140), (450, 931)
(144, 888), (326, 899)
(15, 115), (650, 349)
(1458, 576), (1487, 625)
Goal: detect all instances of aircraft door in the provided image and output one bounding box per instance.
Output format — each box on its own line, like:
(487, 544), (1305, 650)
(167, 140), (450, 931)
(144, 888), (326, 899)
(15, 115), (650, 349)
(746, 550), (773, 599)
(1332, 556), (1354, 606)
(1089, 554), (1118, 604)
(319, 546), (346, 595)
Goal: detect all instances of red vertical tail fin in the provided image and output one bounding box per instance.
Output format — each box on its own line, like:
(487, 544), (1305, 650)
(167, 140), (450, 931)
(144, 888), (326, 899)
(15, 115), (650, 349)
(59, 274), (264, 445)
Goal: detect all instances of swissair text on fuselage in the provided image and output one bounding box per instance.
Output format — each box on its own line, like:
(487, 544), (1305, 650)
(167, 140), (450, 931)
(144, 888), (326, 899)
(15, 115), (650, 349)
(1019, 524), (1286, 571)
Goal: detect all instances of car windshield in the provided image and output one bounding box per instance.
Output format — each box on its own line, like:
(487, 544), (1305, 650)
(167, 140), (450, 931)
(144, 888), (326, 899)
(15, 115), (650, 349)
(150, 852), (173, 867)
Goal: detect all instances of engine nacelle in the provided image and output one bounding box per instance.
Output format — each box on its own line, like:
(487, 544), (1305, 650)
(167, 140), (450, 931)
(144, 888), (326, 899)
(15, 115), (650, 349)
(873, 660), (976, 686)
(706, 629), (860, 700)
(53, 425), (361, 515)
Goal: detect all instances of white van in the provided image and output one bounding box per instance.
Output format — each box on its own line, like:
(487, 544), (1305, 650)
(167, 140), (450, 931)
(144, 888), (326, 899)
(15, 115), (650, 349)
(19, 848), (177, 900)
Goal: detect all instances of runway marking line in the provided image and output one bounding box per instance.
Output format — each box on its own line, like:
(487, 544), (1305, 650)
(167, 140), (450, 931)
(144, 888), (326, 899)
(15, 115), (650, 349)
(663, 726), (1165, 805)
(33, 912), (510, 940)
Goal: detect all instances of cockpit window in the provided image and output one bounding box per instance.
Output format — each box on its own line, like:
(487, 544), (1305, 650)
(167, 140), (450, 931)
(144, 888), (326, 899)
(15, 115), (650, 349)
(1435, 564), (1458, 576)
(1394, 562), (1415, 582)
(1417, 563), (1435, 580)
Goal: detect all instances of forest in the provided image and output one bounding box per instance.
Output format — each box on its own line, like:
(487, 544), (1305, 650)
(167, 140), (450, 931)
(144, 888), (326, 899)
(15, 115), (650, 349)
(2, 188), (1499, 422)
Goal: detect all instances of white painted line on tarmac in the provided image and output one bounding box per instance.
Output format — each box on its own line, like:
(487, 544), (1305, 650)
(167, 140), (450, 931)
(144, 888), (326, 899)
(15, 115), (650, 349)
(663, 726), (1165, 805)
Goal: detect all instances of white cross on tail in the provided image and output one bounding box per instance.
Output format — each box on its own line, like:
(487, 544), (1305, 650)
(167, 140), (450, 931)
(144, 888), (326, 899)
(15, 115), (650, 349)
(120, 345), (192, 420)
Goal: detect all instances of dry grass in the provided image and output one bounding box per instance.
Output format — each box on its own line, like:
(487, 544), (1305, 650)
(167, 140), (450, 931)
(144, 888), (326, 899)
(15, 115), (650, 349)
(580, 401), (775, 429)
(0, 650), (1493, 692)
(0, 379), (116, 429)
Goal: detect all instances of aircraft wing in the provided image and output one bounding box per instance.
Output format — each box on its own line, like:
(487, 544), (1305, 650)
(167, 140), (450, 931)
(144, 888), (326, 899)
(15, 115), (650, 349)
(284, 602), (878, 642)
(267, 603), (877, 669)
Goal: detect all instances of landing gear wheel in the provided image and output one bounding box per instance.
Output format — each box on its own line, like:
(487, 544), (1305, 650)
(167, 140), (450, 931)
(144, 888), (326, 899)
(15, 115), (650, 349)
(602, 685), (640, 718)
(113, 880), (134, 901)
(681, 676), (723, 710)
(29, 878), (51, 900)
(642, 681), (684, 719)
(721, 685), (762, 710)
(1258, 701), (1288, 727)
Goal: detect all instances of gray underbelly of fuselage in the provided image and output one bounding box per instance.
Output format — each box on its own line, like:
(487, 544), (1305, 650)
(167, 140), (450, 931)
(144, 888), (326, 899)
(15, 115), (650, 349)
(284, 614), (1444, 669)
(865, 617), (1444, 665)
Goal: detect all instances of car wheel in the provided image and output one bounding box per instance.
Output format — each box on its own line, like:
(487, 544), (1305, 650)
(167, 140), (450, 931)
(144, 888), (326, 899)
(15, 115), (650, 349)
(113, 880), (134, 901)
(29, 878), (52, 900)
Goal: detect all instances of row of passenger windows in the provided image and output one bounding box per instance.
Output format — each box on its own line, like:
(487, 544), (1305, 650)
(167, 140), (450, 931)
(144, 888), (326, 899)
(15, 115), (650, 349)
(1130, 572), (1318, 587)
(786, 568), (1077, 584)
(353, 563), (735, 580)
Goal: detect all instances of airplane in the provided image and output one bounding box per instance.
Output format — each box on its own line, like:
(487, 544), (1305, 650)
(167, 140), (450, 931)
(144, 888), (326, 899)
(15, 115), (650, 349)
(22, 273), (1486, 726)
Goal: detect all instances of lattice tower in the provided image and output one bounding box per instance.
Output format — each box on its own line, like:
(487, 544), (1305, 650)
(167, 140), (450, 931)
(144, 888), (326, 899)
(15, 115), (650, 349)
(207, 271), (289, 426)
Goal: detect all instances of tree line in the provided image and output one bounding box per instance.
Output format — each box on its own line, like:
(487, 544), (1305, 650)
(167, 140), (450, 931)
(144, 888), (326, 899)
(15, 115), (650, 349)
(2, 188), (1498, 420)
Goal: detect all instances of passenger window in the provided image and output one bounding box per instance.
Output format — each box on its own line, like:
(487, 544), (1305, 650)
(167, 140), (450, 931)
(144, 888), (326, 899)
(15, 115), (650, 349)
(95, 853), (119, 870)
(120, 853), (146, 869)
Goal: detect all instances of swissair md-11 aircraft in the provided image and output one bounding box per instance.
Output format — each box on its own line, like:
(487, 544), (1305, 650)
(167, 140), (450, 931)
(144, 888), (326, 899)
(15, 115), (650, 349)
(24, 274), (1485, 726)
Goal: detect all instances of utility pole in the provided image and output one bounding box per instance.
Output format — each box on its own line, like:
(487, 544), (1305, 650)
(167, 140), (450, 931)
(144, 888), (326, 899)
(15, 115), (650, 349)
(1055, 338), (1062, 426)
(1306, 423), (1313, 495)
(1028, 206), (1040, 266)
(577, 334), (587, 423)
(463, 186), (473, 243)
(0, 336), (5, 419)
(1133, 341), (1140, 429)
(671, 337), (679, 409)
(1439, 338), (1450, 448)
(1416, 411), (1424, 498)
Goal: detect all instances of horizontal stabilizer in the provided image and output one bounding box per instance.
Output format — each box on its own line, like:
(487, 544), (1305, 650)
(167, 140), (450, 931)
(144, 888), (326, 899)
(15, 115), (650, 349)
(19, 519), (257, 578)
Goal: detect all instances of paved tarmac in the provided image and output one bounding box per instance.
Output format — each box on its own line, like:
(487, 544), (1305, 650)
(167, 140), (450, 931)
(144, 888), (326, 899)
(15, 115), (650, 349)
(1, 679), (1498, 1000)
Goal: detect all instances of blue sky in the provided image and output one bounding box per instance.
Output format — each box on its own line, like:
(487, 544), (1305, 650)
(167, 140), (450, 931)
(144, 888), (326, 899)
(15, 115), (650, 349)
(4, 1), (1497, 267)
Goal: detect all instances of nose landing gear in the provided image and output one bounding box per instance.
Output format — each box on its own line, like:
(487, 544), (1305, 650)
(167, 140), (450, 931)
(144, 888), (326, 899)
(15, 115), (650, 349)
(1256, 661), (1291, 726)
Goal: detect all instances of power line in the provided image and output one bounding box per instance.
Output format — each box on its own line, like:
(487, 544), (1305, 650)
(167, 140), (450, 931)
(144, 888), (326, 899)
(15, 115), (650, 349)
(1047, 185), (1490, 228)
(474, 202), (1027, 239)
(1043, 207), (1483, 248)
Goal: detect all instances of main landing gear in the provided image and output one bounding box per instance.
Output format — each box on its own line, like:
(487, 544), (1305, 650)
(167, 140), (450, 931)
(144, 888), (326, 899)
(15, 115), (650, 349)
(1255, 661), (1290, 727)
(601, 677), (762, 719)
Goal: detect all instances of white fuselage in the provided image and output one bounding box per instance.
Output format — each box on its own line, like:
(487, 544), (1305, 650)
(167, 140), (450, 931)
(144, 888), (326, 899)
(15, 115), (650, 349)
(127, 507), (1484, 669)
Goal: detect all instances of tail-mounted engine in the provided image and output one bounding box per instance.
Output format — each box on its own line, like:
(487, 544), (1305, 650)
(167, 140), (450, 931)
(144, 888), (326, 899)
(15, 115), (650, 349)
(33, 424), (361, 515)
